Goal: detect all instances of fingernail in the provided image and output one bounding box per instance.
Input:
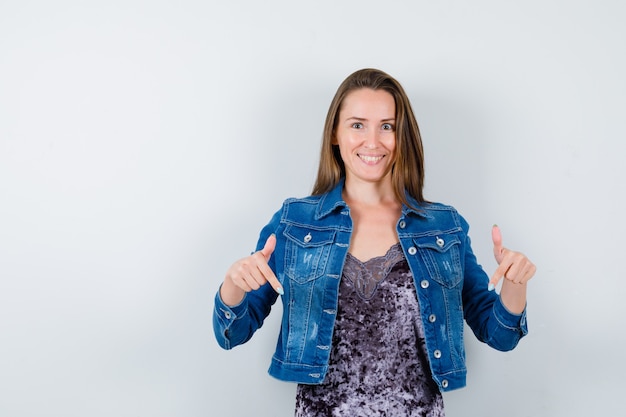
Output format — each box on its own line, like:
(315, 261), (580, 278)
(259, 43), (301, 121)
(276, 287), (284, 295)
(488, 283), (495, 291)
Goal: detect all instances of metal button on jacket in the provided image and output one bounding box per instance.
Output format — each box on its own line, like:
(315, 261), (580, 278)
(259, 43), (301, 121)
(429, 314), (437, 323)
(434, 350), (442, 359)
(408, 247), (417, 255)
(420, 280), (429, 289)
(399, 220), (406, 229)
(436, 237), (444, 247)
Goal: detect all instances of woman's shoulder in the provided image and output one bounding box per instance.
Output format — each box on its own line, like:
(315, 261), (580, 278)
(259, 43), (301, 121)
(409, 200), (471, 233)
(273, 189), (347, 225)
(421, 200), (458, 212)
(409, 199), (460, 217)
(282, 193), (324, 205)
(281, 186), (344, 209)
(276, 194), (325, 215)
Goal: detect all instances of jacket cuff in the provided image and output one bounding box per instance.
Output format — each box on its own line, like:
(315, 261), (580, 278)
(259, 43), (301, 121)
(493, 296), (528, 335)
(214, 285), (248, 322)
(213, 286), (249, 350)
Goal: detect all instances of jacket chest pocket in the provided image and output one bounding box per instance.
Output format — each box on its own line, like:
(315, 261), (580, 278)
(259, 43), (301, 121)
(414, 234), (463, 288)
(283, 225), (335, 284)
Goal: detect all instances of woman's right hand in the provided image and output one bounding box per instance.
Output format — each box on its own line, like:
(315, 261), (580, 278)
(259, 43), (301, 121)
(219, 234), (283, 306)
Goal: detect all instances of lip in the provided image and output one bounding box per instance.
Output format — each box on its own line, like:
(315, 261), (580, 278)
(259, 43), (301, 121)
(357, 153), (385, 164)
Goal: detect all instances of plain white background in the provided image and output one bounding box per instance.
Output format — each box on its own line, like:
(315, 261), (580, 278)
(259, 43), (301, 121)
(1, 1), (624, 416)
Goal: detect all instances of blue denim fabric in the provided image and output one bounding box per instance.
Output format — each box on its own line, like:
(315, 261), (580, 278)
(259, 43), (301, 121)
(213, 181), (528, 392)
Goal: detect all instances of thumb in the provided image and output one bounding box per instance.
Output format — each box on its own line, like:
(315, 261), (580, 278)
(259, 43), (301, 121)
(488, 225), (505, 291)
(260, 233), (277, 261)
(492, 224), (504, 264)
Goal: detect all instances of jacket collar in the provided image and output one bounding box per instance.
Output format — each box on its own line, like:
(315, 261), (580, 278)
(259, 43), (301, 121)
(402, 193), (432, 219)
(316, 179), (348, 220)
(316, 178), (431, 220)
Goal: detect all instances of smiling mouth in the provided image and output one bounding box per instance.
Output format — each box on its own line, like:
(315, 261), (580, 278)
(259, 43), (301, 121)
(358, 154), (385, 163)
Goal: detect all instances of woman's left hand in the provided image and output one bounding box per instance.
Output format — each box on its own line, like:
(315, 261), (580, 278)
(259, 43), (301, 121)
(489, 225), (536, 291)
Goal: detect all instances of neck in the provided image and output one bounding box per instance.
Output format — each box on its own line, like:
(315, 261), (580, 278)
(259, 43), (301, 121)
(342, 177), (398, 206)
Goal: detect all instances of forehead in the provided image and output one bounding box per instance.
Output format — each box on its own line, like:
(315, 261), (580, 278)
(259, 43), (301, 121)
(340, 88), (395, 118)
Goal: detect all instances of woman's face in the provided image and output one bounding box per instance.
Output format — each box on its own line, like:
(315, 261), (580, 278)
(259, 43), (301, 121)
(334, 88), (396, 186)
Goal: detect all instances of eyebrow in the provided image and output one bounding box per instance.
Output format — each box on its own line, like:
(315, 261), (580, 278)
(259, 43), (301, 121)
(345, 117), (396, 122)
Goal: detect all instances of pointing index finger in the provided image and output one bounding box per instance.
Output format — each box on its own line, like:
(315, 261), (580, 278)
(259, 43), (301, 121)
(489, 262), (509, 291)
(256, 234), (282, 295)
(257, 261), (283, 295)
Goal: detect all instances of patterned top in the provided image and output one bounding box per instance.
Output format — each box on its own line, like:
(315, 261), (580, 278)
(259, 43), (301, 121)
(294, 243), (445, 417)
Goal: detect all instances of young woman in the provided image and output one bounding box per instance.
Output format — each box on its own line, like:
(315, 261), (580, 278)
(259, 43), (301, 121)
(213, 68), (536, 416)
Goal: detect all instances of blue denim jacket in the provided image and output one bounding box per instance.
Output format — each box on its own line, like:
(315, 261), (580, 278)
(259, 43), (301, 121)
(213, 181), (528, 391)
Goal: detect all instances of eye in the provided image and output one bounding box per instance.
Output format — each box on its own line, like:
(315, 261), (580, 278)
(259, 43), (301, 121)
(382, 123), (395, 131)
(351, 122), (364, 129)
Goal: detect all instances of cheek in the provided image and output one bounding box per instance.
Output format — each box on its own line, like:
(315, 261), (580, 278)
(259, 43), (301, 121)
(383, 134), (397, 151)
(336, 132), (360, 149)
(385, 137), (398, 163)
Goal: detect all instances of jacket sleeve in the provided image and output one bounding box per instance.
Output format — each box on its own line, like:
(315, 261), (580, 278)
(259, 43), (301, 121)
(212, 208), (282, 350)
(459, 215), (528, 352)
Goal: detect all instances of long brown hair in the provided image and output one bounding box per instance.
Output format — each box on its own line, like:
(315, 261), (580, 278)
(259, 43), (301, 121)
(311, 68), (426, 207)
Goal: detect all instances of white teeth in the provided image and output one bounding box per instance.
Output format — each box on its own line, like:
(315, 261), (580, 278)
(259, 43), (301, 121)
(359, 155), (383, 162)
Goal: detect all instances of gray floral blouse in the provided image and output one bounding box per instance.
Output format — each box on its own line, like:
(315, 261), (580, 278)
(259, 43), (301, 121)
(295, 243), (445, 417)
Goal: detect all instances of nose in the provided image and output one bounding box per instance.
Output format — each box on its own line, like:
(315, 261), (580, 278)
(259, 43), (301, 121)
(363, 129), (380, 149)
